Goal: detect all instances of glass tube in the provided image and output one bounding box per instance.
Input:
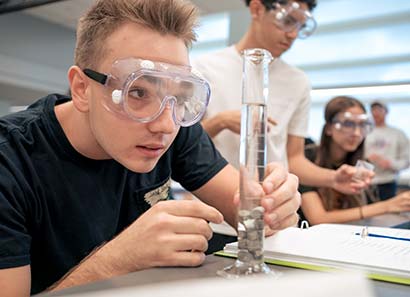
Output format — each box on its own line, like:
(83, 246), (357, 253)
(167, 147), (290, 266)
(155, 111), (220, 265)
(218, 48), (274, 278)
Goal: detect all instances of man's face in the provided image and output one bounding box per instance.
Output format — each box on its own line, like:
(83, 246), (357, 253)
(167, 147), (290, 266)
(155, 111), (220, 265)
(86, 22), (188, 173)
(255, 0), (310, 57)
(371, 106), (386, 125)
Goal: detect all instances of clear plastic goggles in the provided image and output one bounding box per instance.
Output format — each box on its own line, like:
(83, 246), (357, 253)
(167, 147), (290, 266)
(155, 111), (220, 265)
(83, 57), (210, 127)
(269, 1), (317, 39)
(332, 112), (374, 136)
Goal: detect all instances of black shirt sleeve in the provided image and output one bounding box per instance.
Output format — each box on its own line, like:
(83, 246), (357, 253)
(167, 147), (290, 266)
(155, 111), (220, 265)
(0, 155), (31, 269)
(170, 123), (228, 191)
(297, 139), (319, 226)
(299, 183), (318, 195)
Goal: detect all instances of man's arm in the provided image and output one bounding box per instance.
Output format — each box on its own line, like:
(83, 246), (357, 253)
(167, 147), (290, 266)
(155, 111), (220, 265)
(0, 240), (127, 295)
(287, 135), (371, 194)
(201, 110), (241, 138)
(202, 112), (277, 138)
(48, 200), (223, 292)
(194, 163), (300, 231)
(47, 240), (133, 292)
(192, 164), (239, 227)
(0, 266), (31, 297)
(287, 135), (336, 187)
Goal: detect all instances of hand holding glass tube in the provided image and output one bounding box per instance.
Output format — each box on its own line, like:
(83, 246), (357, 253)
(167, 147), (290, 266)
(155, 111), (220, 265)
(218, 48), (275, 278)
(217, 48), (300, 278)
(353, 160), (375, 210)
(353, 160), (375, 183)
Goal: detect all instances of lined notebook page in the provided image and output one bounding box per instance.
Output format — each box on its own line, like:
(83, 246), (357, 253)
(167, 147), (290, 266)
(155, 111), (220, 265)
(225, 224), (410, 273)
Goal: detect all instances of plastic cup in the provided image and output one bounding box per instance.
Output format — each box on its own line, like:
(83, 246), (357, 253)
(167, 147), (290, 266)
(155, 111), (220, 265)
(353, 160), (374, 182)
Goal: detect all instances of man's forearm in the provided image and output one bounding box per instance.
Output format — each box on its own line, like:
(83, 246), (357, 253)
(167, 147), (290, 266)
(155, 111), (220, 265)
(48, 237), (134, 292)
(289, 154), (335, 187)
(201, 116), (224, 138)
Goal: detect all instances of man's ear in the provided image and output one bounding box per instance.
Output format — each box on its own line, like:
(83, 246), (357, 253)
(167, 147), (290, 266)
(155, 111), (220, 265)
(67, 66), (90, 113)
(249, 0), (267, 20)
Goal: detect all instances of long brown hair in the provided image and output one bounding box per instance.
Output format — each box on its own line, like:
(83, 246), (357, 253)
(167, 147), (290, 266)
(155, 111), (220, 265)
(316, 96), (367, 210)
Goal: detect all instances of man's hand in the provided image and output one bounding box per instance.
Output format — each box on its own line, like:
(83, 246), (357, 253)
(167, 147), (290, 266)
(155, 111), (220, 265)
(47, 200), (223, 292)
(368, 153), (392, 170)
(113, 200), (223, 271)
(234, 162), (300, 235)
(332, 164), (373, 194)
(260, 163), (300, 232)
(47, 200), (224, 292)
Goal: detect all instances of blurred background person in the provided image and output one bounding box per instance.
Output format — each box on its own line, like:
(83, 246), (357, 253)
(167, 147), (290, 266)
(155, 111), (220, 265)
(299, 96), (410, 225)
(365, 101), (410, 200)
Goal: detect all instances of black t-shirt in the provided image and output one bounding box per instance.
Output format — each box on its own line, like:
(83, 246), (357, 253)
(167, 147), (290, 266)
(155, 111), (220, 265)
(297, 141), (318, 224)
(0, 94), (228, 294)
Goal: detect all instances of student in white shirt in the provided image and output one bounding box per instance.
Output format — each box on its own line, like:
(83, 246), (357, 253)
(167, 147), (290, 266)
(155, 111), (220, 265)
(194, 0), (371, 195)
(365, 101), (410, 200)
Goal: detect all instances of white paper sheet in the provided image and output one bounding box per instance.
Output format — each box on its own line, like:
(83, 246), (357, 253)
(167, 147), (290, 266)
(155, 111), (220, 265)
(224, 224), (410, 275)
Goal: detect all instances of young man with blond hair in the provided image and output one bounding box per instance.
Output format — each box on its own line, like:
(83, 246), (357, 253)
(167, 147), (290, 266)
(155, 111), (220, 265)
(0, 0), (301, 295)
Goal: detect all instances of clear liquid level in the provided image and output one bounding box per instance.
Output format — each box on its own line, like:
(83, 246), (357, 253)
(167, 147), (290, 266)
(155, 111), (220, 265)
(240, 102), (266, 185)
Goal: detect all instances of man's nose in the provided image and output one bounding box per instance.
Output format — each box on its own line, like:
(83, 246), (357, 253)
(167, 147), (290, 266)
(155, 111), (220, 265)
(147, 100), (177, 134)
(285, 27), (299, 40)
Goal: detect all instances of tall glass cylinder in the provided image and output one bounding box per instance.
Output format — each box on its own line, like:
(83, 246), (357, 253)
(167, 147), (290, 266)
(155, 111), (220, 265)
(218, 48), (273, 277)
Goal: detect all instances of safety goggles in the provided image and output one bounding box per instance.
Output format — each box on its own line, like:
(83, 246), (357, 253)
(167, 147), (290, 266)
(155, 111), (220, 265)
(269, 1), (317, 39)
(332, 112), (374, 136)
(83, 57), (210, 127)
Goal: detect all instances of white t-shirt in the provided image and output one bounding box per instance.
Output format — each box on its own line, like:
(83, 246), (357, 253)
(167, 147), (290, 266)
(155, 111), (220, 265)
(365, 126), (410, 184)
(193, 46), (311, 169)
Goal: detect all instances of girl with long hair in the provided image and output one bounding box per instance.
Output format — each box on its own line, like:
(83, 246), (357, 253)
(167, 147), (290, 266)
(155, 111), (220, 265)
(300, 96), (410, 225)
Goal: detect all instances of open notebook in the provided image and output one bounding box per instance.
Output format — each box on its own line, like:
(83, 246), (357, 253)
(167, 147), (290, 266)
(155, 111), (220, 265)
(216, 224), (410, 285)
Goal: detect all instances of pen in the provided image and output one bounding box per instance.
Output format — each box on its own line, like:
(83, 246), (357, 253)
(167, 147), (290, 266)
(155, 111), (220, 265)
(354, 232), (410, 242)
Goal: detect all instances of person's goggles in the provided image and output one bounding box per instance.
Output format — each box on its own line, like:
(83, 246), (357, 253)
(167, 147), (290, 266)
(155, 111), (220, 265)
(332, 112), (374, 136)
(83, 57), (210, 127)
(269, 1), (317, 39)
